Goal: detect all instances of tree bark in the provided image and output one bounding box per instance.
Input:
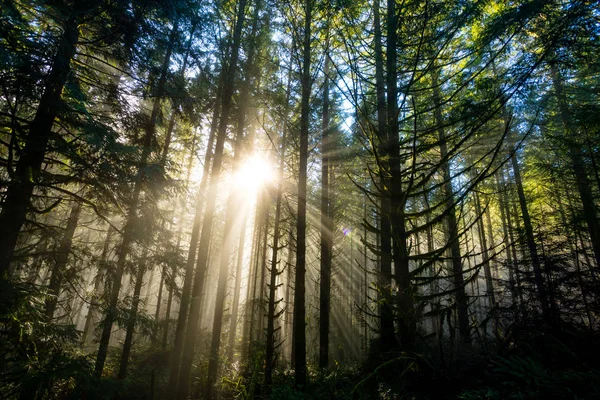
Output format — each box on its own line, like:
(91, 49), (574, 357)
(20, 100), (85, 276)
(386, 0), (414, 350)
(293, 0), (312, 387)
(373, 0), (396, 350)
(318, 52), (333, 371)
(265, 59), (293, 385)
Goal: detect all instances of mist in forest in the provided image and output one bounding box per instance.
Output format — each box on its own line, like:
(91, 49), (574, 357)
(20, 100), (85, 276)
(1, 0), (600, 399)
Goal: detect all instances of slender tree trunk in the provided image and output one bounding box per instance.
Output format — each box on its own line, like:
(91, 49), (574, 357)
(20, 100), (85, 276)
(206, 3), (262, 394)
(432, 71), (470, 344)
(249, 204), (269, 350)
(386, 0), (414, 350)
(555, 185), (593, 328)
(474, 192), (496, 311)
(45, 201), (82, 318)
(502, 170), (524, 308)
(175, 1), (247, 397)
(82, 226), (114, 347)
(162, 272), (174, 348)
(293, 0), (312, 387)
(257, 199), (270, 342)
(506, 125), (551, 324)
(227, 220), (247, 361)
(243, 204), (261, 358)
(118, 247), (148, 379)
(167, 51), (224, 398)
(284, 222), (295, 363)
(550, 63), (600, 269)
(373, 0), (396, 350)
(152, 265), (165, 343)
(265, 66), (293, 385)
(318, 52), (333, 370)
(0, 13), (80, 278)
(280, 43), (295, 364)
(496, 174), (518, 308)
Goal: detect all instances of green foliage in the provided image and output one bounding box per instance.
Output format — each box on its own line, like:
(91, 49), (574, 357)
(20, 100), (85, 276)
(459, 330), (600, 400)
(0, 281), (94, 399)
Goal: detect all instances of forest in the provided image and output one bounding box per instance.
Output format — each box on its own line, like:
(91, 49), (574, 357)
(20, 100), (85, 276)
(1, 0), (600, 399)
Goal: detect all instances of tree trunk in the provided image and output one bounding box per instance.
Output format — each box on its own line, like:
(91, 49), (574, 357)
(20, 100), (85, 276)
(226, 220), (247, 362)
(0, 14), (80, 278)
(386, 0), (414, 350)
(257, 197), (271, 342)
(265, 60), (293, 385)
(45, 201), (82, 318)
(162, 272), (174, 348)
(82, 226), (114, 347)
(118, 247), (148, 379)
(373, 0), (396, 350)
(495, 174), (518, 309)
(293, 0), (312, 387)
(94, 18), (178, 378)
(432, 71), (470, 344)
(152, 265), (165, 344)
(318, 52), (333, 371)
(166, 68), (222, 392)
(284, 222), (295, 363)
(474, 192), (496, 311)
(550, 62), (600, 269)
(242, 204), (261, 358)
(174, 0), (247, 397)
(206, 2), (262, 395)
(506, 120), (551, 325)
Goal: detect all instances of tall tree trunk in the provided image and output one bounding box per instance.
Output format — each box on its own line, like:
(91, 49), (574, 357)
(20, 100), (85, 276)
(118, 247), (148, 379)
(152, 265), (165, 344)
(293, 0), (312, 387)
(284, 221), (295, 363)
(257, 198), (271, 342)
(505, 121), (551, 325)
(174, 1), (247, 397)
(242, 204), (262, 358)
(82, 226), (114, 347)
(166, 69), (222, 392)
(227, 220), (247, 361)
(45, 200), (82, 318)
(496, 174), (518, 309)
(432, 71), (470, 344)
(94, 18), (179, 377)
(550, 62), (600, 269)
(474, 192), (496, 311)
(555, 184), (593, 328)
(386, 0), (414, 350)
(319, 52), (333, 370)
(373, 0), (396, 350)
(265, 61), (293, 385)
(206, 2), (262, 395)
(162, 271), (175, 348)
(0, 13), (80, 278)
